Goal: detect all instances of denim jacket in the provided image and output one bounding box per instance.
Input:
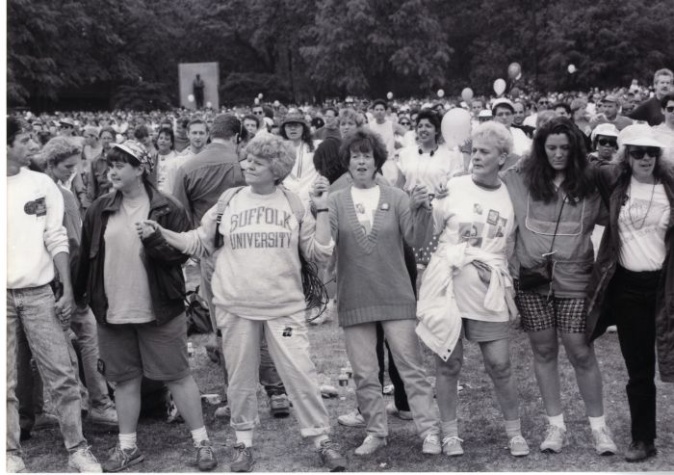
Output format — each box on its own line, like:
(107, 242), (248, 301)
(75, 184), (190, 326)
(586, 163), (674, 382)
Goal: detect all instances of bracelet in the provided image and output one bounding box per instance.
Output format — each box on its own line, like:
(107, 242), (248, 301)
(316, 208), (329, 213)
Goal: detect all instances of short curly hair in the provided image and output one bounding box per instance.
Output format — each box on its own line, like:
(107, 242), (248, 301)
(38, 136), (82, 168)
(241, 133), (296, 184)
(339, 128), (388, 173)
(471, 121), (513, 156)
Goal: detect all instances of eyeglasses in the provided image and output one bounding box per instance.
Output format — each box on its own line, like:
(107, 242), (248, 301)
(399, 121), (411, 126)
(665, 106), (674, 113)
(628, 147), (661, 160)
(597, 138), (617, 147)
(538, 100), (549, 105)
(253, 110), (264, 116)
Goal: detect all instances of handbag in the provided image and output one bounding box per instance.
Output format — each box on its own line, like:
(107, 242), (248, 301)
(518, 196), (566, 291)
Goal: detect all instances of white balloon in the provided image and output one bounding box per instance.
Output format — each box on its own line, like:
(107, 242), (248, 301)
(188, 94), (195, 103)
(273, 100), (281, 107)
(493, 78), (506, 96)
(437, 89), (445, 98)
(254, 98), (260, 105)
(206, 101), (212, 108)
(567, 64), (577, 74)
(441, 108), (472, 149)
(258, 93), (263, 99)
(461, 88), (474, 102)
(387, 91), (394, 100)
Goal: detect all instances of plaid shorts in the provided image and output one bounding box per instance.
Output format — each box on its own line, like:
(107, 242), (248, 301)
(516, 291), (586, 333)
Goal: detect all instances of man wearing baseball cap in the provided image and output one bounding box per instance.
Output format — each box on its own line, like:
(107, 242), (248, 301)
(590, 94), (633, 131)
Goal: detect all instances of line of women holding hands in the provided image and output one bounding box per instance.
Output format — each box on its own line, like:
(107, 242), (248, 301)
(137, 110), (672, 470)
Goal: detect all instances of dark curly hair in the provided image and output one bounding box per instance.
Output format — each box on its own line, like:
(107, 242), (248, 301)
(414, 109), (442, 142)
(280, 122), (315, 152)
(339, 128), (388, 175)
(522, 116), (594, 203)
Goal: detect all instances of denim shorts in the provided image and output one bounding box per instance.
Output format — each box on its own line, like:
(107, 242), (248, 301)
(97, 313), (190, 382)
(516, 292), (586, 333)
(462, 318), (511, 342)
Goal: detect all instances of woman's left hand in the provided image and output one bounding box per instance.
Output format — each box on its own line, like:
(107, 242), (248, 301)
(310, 176), (330, 209)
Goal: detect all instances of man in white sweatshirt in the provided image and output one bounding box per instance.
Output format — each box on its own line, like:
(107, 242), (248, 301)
(6, 117), (101, 473)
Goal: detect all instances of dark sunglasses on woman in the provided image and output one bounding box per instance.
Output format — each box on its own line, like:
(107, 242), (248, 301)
(628, 147), (661, 160)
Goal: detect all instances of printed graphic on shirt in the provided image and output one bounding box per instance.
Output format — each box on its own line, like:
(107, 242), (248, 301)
(24, 197), (47, 217)
(458, 207), (509, 247)
(228, 206), (294, 250)
(355, 202), (373, 235)
(619, 197), (664, 243)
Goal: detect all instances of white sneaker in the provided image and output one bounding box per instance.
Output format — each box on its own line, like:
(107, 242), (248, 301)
(7, 453), (27, 473)
(355, 435), (387, 456)
(442, 436), (464, 456)
(508, 435), (530, 457)
(592, 426), (618, 455)
(540, 425), (567, 453)
(88, 405), (118, 426)
(386, 401), (413, 420)
(68, 446), (102, 473)
(337, 410), (366, 428)
(422, 433), (442, 455)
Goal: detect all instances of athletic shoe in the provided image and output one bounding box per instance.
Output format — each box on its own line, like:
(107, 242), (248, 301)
(625, 440), (656, 462)
(320, 384), (339, 399)
(33, 413), (59, 430)
(230, 443), (254, 473)
(68, 446), (103, 473)
(196, 440), (218, 471)
(269, 394), (290, 418)
(508, 435), (530, 457)
(7, 453), (27, 473)
(386, 401), (413, 420)
(540, 425), (567, 453)
(592, 426), (617, 456)
(355, 435), (387, 456)
(317, 439), (347, 472)
(337, 410), (366, 428)
(102, 446), (143, 472)
(214, 405), (231, 419)
(88, 405), (118, 426)
(442, 436), (464, 456)
(422, 433), (442, 455)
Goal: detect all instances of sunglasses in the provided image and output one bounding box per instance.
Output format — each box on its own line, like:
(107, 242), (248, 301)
(665, 106), (674, 113)
(253, 111), (264, 115)
(400, 121), (411, 126)
(628, 148), (661, 160)
(538, 100), (549, 105)
(597, 138), (617, 147)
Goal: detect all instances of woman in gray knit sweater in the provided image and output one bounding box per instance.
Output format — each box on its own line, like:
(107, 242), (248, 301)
(327, 128), (441, 456)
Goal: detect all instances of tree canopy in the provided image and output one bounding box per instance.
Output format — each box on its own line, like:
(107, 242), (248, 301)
(8, 0), (674, 110)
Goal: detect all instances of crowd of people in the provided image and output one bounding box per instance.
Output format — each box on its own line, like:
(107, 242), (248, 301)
(6, 67), (674, 473)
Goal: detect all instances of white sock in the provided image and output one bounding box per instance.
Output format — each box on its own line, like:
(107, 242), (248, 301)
(191, 427), (209, 446)
(504, 418), (522, 439)
(309, 435), (329, 449)
(547, 413), (565, 430)
(119, 432), (137, 450)
(588, 415), (606, 431)
(235, 430), (254, 448)
(441, 419), (459, 439)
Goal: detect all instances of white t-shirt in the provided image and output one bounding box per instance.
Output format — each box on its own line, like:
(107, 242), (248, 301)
(618, 178), (670, 271)
(104, 194), (155, 324)
(397, 145), (464, 194)
(155, 150), (179, 194)
(282, 142), (320, 206)
(432, 175), (515, 322)
(351, 185), (381, 235)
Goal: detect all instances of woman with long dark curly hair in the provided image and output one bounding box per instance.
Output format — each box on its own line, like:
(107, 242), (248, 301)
(281, 110), (319, 205)
(586, 124), (674, 462)
(501, 117), (618, 456)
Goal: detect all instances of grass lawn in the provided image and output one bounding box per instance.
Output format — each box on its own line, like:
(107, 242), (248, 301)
(19, 314), (674, 473)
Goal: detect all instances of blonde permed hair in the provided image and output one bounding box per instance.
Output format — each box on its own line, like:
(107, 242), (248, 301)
(240, 133), (296, 184)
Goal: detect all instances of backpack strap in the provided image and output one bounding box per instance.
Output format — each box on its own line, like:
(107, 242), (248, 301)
(278, 186), (306, 226)
(214, 186), (244, 249)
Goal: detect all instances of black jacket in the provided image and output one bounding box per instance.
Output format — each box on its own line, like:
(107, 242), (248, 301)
(75, 184), (190, 326)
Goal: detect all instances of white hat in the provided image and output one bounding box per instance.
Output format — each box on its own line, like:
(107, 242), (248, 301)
(618, 124), (664, 148)
(491, 98), (515, 113)
(591, 123), (619, 142)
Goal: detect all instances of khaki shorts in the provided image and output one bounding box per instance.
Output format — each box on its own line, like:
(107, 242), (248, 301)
(97, 314), (190, 383)
(462, 318), (510, 343)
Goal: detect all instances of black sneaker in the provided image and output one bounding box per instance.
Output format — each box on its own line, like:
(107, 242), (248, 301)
(625, 441), (656, 462)
(230, 443), (254, 472)
(102, 446), (143, 472)
(196, 440), (218, 471)
(269, 394), (290, 418)
(318, 439), (347, 472)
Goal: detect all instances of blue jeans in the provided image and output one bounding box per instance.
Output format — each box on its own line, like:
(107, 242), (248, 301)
(6, 285), (87, 454)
